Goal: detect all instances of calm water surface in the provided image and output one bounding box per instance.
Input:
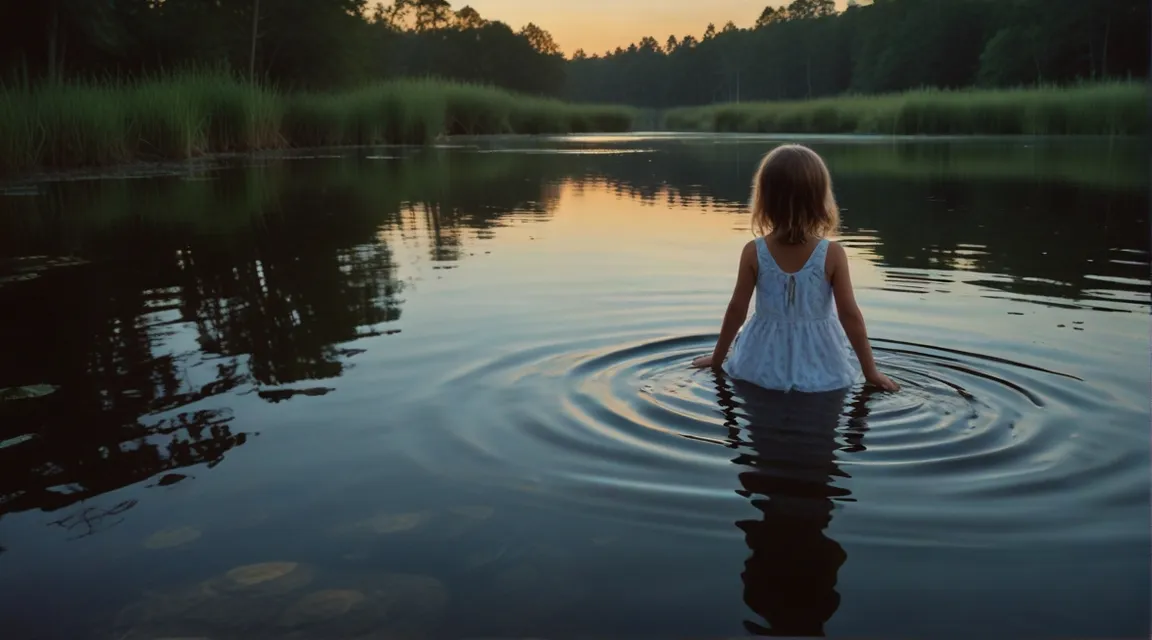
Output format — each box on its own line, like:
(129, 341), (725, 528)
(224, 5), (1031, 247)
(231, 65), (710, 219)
(0, 134), (1148, 639)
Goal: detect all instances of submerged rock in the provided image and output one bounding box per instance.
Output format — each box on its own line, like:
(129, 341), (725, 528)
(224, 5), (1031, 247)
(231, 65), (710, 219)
(361, 512), (429, 535)
(144, 527), (202, 550)
(115, 580), (233, 637)
(226, 562), (297, 586)
(115, 566), (446, 640)
(278, 589), (367, 627)
(278, 574), (449, 639)
(115, 563), (314, 639)
(215, 561), (314, 596)
(333, 505), (497, 544)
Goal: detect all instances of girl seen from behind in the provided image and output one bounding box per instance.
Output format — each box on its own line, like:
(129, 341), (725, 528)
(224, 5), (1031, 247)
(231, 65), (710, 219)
(692, 144), (898, 393)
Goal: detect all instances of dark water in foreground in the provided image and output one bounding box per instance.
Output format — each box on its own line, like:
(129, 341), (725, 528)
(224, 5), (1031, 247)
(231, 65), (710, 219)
(0, 134), (1148, 639)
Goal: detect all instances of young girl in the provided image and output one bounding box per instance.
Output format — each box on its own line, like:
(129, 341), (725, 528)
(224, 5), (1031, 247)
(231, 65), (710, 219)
(692, 144), (898, 393)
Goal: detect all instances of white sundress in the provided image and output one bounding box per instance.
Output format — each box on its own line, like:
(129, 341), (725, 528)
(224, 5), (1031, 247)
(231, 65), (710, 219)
(723, 237), (861, 393)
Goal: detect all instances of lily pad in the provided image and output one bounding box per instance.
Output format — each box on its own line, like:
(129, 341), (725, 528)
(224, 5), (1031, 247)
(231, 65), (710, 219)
(371, 512), (430, 534)
(0, 384), (59, 402)
(144, 527), (202, 550)
(222, 561), (310, 590)
(116, 569), (444, 640)
(279, 589), (367, 627)
(207, 561), (315, 599)
(282, 574), (448, 638)
(114, 578), (275, 637)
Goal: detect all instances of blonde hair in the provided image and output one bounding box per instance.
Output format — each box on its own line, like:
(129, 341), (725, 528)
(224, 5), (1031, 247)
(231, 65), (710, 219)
(750, 144), (840, 245)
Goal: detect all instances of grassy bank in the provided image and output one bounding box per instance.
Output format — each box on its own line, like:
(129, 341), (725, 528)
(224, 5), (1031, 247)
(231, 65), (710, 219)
(0, 72), (637, 174)
(664, 82), (1147, 136)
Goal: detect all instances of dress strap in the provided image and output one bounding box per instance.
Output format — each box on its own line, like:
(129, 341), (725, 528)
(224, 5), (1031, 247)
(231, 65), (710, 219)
(811, 238), (831, 275)
(754, 236), (768, 264)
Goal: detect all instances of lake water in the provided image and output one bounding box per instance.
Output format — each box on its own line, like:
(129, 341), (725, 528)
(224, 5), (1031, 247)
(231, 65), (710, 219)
(0, 134), (1148, 639)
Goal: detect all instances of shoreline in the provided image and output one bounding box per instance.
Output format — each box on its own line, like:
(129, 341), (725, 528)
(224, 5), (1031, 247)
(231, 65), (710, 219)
(0, 73), (636, 177)
(2, 132), (1147, 189)
(664, 82), (1147, 137)
(3, 76), (1143, 180)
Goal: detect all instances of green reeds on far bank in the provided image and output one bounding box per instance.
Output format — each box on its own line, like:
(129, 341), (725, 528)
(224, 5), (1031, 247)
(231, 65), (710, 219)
(0, 72), (637, 174)
(664, 82), (1148, 136)
(0, 73), (286, 171)
(280, 79), (636, 147)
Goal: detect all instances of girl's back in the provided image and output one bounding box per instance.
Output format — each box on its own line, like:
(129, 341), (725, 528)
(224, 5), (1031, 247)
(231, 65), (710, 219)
(755, 235), (835, 322)
(693, 144), (898, 393)
(724, 235), (858, 393)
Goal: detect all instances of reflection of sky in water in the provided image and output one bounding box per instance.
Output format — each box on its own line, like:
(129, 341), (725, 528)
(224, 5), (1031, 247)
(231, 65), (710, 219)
(0, 136), (1147, 639)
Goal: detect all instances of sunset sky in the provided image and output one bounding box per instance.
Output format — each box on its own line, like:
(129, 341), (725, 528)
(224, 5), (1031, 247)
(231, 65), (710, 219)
(462, 0), (861, 56)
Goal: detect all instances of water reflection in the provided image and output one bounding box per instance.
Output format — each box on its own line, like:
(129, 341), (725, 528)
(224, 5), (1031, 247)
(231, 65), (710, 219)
(574, 141), (1149, 307)
(714, 374), (877, 636)
(0, 137), (1144, 639)
(0, 150), (572, 546)
(0, 138), (1146, 538)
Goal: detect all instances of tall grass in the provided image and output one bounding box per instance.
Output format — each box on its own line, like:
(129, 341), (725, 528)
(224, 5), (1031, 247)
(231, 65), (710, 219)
(664, 82), (1148, 136)
(0, 72), (636, 174)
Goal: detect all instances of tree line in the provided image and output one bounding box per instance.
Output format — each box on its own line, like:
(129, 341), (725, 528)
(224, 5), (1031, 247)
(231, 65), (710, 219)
(0, 0), (566, 96)
(1, 0), (1146, 105)
(566, 0), (1149, 107)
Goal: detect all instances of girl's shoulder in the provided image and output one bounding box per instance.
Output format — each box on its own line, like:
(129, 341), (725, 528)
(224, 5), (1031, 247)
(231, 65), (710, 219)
(737, 238), (761, 277)
(822, 238), (848, 275)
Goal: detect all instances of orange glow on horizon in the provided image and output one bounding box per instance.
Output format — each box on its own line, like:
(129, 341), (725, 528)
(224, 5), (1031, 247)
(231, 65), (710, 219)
(460, 0), (864, 56)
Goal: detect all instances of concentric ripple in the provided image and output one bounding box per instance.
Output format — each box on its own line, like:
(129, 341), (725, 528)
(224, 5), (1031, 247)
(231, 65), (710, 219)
(400, 333), (1148, 549)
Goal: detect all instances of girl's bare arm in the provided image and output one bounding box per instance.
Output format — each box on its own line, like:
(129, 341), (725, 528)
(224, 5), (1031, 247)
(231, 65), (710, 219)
(697, 241), (757, 368)
(828, 242), (898, 391)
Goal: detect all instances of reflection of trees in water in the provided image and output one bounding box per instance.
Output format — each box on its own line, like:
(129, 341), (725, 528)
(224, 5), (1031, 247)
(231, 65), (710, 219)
(0, 402), (246, 521)
(0, 150), (567, 537)
(0, 141), (1143, 540)
(177, 228), (402, 386)
(713, 374), (875, 637)
(565, 142), (1149, 306)
(397, 158), (560, 262)
(0, 250), (252, 524)
(48, 499), (137, 540)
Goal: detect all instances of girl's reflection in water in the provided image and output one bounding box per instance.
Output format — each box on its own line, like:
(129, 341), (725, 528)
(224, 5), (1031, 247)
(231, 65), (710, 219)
(712, 374), (873, 637)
